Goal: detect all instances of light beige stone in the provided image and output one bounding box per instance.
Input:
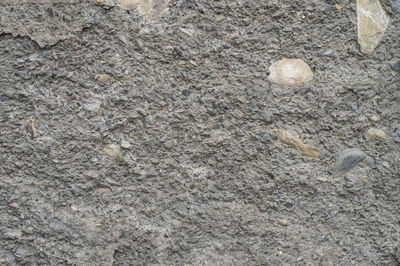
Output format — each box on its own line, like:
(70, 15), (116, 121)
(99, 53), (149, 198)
(367, 128), (387, 140)
(98, 74), (111, 83)
(279, 219), (289, 226)
(357, 0), (390, 55)
(119, 0), (170, 20)
(268, 58), (313, 86)
(273, 129), (319, 158)
(369, 115), (380, 122)
(104, 144), (124, 162)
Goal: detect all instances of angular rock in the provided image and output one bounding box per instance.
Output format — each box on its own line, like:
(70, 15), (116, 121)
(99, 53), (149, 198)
(98, 74), (111, 83)
(357, 0), (390, 55)
(268, 58), (314, 86)
(119, 0), (170, 20)
(367, 128), (387, 140)
(84, 101), (101, 112)
(273, 129), (319, 157)
(335, 148), (366, 173)
(369, 115), (380, 122)
(24, 116), (37, 139)
(121, 139), (132, 149)
(104, 144), (124, 162)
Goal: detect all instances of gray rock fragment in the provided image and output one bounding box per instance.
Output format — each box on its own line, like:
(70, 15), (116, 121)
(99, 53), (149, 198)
(357, 0), (390, 54)
(391, 60), (400, 72)
(364, 156), (374, 166)
(335, 148), (366, 173)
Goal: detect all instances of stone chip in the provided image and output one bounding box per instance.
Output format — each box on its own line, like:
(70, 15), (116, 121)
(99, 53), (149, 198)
(273, 129), (319, 158)
(367, 128), (387, 140)
(357, 0), (390, 55)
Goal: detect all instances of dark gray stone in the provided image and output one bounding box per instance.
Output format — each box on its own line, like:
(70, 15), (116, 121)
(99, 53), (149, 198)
(390, 60), (400, 72)
(335, 148), (366, 173)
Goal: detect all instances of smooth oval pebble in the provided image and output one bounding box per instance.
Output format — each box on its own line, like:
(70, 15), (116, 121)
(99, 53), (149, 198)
(335, 148), (366, 173)
(369, 115), (380, 122)
(268, 58), (314, 86)
(279, 219), (289, 226)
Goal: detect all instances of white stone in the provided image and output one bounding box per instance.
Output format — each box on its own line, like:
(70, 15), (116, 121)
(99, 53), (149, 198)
(121, 139), (132, 149)
(84, 101), (101, 111)
(268, 58), (313, 86)
(119, 0), (170, 20)
(357, 0), (390, 55)
(367, 128), (387, 140)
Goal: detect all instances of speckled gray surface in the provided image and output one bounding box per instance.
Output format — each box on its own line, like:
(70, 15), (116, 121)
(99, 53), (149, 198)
(1, 0), (399, 264)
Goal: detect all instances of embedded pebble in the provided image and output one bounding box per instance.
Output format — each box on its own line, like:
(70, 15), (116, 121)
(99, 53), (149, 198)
(9, 202), (20, 209)
(390, 60), (400, 72)
(98, 74), (111, 83)
(119, 0), (170, 20)
(357, 0), (390, 54)
(261, 112), (274, 124)
(274, 129), (319, 158)
(367, 128), (387, 140)
(364, 156), (374, 166)
(268, 58), (314, 86)
(4, 230), (22, 240)
(317, 49), (334, 57)
(84, 101), (101, 111)
(279, 219), (289, 226)
(104, 144), (124, 162)
(24, 117), (37, 139)
(21, 227), (34, 235)
(335, 148), (366, 173)
(369, 115), (380, 122)
(121, 139), (132, 149)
